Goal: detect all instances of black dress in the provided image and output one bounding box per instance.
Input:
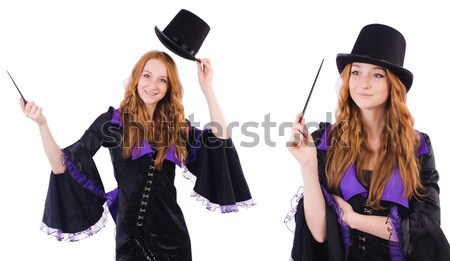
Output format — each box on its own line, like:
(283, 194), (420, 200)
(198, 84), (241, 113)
(285, 122), (450, 261)
(40, 106), (255, 261)
(346, 171), (394, 261)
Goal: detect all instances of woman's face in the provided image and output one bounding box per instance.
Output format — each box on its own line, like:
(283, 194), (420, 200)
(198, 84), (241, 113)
(137, 58), (169, 110)
(349, 62), (390, 111)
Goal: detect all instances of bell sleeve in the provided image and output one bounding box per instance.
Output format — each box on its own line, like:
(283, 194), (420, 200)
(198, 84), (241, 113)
(286, 122), (347, 261)
(41, 107), (121, 241)
(183, 125), (255, 213)
(400, 133), (450, 260)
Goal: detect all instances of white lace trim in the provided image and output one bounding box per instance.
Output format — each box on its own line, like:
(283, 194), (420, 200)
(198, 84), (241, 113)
(181, 165), (197, 182)
(40, 204), (109, 242)
(284, 186), (304, 233)
(190, 190), (256, 213)
(182, 166), (256, 213)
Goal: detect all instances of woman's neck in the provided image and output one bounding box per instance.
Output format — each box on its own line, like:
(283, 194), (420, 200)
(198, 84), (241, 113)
(359, 107), (386, 139)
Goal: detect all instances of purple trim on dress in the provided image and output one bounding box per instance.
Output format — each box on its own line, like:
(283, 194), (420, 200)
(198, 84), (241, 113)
(340, 164), (367, 201)
(317, 125), (332, 151)
(131, 141), (154, 160)
(111, 108), (123, 127)
(340, 164), (409, 208)
(130, 141), (180, 166)
(106, 188), (119, 223)
(321, 127), (427, 205)
(382, 168), (408, 208)
(130, 142), (181, 166)
(388, 205), (404, 261)
(63, 152), (106, 199)
(41, 204), (109, 242)
(164, 145), (182, 167)
(186, 127), (210, 164)
(110, 108), (182, 165)
(417, 131), (429, 156)
(190, 190), (256, 214)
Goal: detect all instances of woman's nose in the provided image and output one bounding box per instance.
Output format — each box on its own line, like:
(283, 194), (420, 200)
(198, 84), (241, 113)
(147, 79), (158, 89)
(360, 75), (372, 89)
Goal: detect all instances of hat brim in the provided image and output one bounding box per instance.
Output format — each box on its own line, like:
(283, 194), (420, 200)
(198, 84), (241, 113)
(155, 26), (197, 61)
(336, 53), (413, 91)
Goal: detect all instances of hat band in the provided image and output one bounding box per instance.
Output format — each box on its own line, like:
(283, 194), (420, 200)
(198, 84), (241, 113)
(170, 36), (197, 56)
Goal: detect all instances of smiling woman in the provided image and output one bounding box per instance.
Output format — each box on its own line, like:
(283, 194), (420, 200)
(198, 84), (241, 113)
(286, 24), (450, 261)
(348, 63), (391, 112)
(137, 59), (169, 117)
(19, 49), (255, 261)
(119, 51), (189, 169)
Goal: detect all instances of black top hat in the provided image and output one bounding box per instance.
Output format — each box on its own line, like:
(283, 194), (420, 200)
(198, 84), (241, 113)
(155, 9), (210, 62)
(336, 24), (413, 91)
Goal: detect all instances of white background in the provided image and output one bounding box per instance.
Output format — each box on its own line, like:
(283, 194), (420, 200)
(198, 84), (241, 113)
(1, 0), (449, 260)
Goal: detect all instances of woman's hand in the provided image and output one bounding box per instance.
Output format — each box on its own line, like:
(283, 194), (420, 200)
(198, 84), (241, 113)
(20, 98), (47, 126)
(287, 113), (317, 168)
(197, 58), (213, 95)
(332, 194), (355, 227)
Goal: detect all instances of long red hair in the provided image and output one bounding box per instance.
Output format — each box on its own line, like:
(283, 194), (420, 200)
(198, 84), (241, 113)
(119, 51), (189, 170)
(326, 64), (423, 209)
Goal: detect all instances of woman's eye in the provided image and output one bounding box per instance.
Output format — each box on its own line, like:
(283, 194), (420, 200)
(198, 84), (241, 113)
(351, 70), (359, 75)
(143, 73), (150, 78)
(160, 78), (167, 83)
(373, 73), (385, 78)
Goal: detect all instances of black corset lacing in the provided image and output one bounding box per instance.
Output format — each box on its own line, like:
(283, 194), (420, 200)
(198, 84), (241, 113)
(134, 156), (159, 261)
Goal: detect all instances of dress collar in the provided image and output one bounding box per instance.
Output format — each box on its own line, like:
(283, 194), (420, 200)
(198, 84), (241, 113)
(339, 164), (409, 208)
(318, 124), (429, 208)
(111, 108), (182, 166)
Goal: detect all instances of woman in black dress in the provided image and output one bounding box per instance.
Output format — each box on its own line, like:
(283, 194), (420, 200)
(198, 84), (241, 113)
(286, 24), (450, 260)
(21, 50), (254, 261)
